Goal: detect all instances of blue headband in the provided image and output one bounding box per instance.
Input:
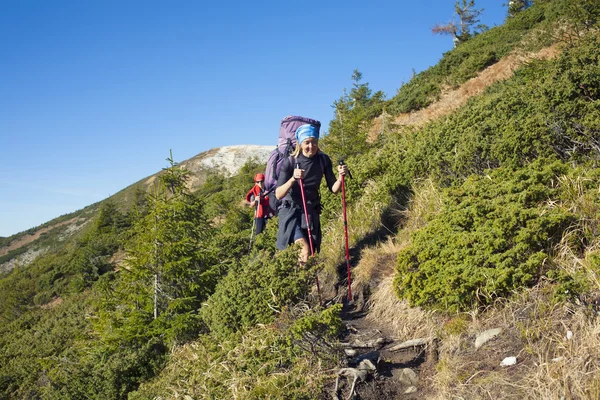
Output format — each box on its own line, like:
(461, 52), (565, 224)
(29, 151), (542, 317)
(296, 124), (319, 145)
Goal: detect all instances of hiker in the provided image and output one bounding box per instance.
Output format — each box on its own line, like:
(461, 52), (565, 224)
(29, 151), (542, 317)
(275, 123), (348, 264)
(245, 173), (272, 235)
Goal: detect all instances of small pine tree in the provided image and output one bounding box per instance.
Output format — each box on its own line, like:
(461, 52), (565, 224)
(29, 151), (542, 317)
(321, 70), (384, 161)
(506, 0), (531, 18)
(432, 0), (487, 46)
(97, 151), (216, 347)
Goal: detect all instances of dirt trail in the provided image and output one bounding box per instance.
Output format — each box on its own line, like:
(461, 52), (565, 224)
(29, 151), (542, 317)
(333, 43), (562, 399)
(333, 307), (434, 399)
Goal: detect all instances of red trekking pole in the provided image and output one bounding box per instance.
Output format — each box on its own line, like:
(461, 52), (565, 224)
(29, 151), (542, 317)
(296, 163), (322, 306)
(339, 160), (353, 303)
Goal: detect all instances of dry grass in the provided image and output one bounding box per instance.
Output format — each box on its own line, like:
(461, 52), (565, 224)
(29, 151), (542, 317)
(136, 325), (332, 399)
(351, 237), (403, 298)
(40, 297), (63, 310)
(367, 276), (439, 341)
(406, 43), (560, 128)
(367, 43), (562, 141)
(426, 282), (600, 400)
(318, 178), (393, 298)
(398, 178), (444, 233)
(553, 174), (600, 294)
(522, 306), (600, 399)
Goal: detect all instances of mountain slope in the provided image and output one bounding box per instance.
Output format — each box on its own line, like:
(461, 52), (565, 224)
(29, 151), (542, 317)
(2, 2), (600, 399)
(132, 5), (600, 399)
(0, 144), (272, 273)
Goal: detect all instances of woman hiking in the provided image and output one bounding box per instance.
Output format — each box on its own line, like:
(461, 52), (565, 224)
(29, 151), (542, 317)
(245, 173), (273, 235)
(275, 123), (348, 264)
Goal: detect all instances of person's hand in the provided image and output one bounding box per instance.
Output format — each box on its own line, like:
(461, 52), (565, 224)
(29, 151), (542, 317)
(293, 168), (305, 181)
(337, 164), (348, 177)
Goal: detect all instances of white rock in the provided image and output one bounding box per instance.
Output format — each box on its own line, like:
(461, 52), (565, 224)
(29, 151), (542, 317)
(389, 338), (427, 352)
(358, 359), (377, 372)
(552, 356), (565, 362)
(566, 330), (573, 340)
(344, 349), (357, 357)
(500, 356), (517, 366)
(195, 145), (273, 176)
(475, 328), (502, 349)
(404, 386), (418, 394)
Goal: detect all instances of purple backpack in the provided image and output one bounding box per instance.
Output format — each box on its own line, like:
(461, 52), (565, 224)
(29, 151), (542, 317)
(264, 116), (323, 214)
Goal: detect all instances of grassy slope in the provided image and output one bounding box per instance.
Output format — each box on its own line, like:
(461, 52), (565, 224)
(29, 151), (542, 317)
(2, 2), (600, 399)
(134, 4), (600, 398)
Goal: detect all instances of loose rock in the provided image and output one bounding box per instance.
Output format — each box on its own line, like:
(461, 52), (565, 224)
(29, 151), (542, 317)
(404, 386), (418, 394)
(475, 328), (502, 349)
(398, 368), (419, 387)
(388, 338), (428, 352)
(344, 349), (357, 357)
(500, 356), (517, 366)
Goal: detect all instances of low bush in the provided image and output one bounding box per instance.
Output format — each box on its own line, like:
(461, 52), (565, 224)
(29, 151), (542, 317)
(395, 161), (576, 311)
(201, 248), (315, 339)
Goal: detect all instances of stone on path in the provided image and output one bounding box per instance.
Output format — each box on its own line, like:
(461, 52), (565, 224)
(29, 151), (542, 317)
(500, 356), (517, 366)
(398, 368), (419, 387)
(404, 386), (418, 394)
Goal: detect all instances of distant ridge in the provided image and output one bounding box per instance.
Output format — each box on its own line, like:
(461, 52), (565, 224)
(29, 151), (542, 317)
(0, 144), (273, 270)
(185, 145), (273, 176)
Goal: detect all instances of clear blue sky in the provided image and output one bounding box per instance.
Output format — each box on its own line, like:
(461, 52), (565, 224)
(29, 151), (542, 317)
(0, 0), (507, 237)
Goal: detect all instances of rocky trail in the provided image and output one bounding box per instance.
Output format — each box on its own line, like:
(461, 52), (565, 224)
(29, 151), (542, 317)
(326, 42), (565, 400)
(333, 305), (436, 400)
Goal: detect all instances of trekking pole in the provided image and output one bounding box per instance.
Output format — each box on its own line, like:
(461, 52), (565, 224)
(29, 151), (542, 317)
(296, 163), (322, 306)
(339, 159), (353, 303)
(248, 200), (259, 253)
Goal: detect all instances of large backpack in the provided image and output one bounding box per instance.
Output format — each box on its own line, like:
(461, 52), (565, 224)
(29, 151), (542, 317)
(264, 115), (322, 215)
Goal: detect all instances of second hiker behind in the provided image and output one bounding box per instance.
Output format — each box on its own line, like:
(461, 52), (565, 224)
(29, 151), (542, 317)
(245, 173), (273, 235)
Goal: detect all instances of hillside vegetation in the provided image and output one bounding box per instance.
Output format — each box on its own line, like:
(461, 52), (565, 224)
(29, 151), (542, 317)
(1, 1), (600, 399)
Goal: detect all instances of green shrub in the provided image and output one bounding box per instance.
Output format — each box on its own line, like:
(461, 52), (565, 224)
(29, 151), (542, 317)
(394, 161), (576, 311)
(289, 304), (344, 358)
(201, 248), (314, 339)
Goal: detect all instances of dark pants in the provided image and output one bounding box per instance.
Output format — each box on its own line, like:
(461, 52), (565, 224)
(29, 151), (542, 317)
(255, 217), (266, 235)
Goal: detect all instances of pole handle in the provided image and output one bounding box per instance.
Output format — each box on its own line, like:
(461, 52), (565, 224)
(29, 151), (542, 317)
(338, 159), (353, 180)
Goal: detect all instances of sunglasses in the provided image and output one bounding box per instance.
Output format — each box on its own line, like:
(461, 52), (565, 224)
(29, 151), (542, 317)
(256, 180), (263, 183)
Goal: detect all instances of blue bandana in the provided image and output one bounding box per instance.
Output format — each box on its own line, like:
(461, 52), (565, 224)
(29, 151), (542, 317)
(295, 124), (319, 145)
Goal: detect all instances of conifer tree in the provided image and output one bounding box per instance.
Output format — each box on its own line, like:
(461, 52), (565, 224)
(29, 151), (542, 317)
(432, 0), (487, 46)
(98, 151), (215, 346)
(506, 0), (531, 17)
(322, 70), (384, 161)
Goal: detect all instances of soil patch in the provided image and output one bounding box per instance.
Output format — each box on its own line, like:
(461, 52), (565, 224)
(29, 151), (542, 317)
(368, 43), (561, 141)
(0, 217), (83, 257)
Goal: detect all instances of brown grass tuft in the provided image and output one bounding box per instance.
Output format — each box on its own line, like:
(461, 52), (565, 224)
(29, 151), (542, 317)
(367, 277), (439, 341)
(427, 284), (600, 399)
(40, 297), (63, 310)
